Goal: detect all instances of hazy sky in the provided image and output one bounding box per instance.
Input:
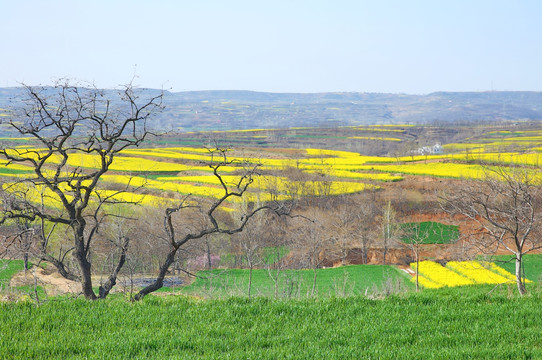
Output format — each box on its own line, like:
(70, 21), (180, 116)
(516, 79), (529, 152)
(2, 0), (541, 93)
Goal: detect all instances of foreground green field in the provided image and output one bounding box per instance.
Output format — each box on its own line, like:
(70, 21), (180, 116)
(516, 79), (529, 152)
(1, 287), (542, 359)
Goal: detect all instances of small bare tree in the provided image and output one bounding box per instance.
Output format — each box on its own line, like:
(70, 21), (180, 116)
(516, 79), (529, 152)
(293, 208), (330, 297)
(441, 166), (542, 295)
(233, 197), (268, 298)
(356, 194), (379, 264)
(401, 219), (438, 291)
(330, 199), (357, 266)
(96, 207), (136, 299)
(264, 215), (291, 299)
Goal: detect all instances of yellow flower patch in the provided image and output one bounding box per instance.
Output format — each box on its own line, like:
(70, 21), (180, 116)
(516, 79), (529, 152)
(304, 169), (402, 182)
(415, 274), (442, 289)
(411, 260), (521, 289)
(446, 261), (513, 285)
(356, 162), (487, 179)
(412, 261), (475, 287)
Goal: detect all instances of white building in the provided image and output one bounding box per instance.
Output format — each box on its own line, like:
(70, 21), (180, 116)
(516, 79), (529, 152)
(418, 143), (443, 155)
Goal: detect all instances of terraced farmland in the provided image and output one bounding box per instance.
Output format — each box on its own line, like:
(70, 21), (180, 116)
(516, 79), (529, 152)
(4, 124), (542, 211)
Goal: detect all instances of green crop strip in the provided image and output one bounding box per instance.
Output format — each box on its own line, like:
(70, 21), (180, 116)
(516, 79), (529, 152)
(401, 222), (459, 244)
(180, 265), (412, 298)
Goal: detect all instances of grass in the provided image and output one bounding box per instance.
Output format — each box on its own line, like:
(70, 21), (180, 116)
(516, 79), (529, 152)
(1, 286), (542, 359)
(0, 260), (26, 285)
(179, 265), (412, 298)
(401, 221), (459, 244)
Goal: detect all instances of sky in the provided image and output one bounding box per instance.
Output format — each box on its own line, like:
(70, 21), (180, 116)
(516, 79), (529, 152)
(1, 0), (541, 94)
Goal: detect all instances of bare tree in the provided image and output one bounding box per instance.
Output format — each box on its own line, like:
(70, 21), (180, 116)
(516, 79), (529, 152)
(441, 166), (542, 295)
(293, 208), (330, 297)
(356, 194), (379, 264)
(401, 219), (437, 291)
(134, 148), (291, 300)
(0, 80), (163, 300)
(380, 201), (400, 265)
(0, 213), (36, 272)
(233, 197), (267, 298)
(264, 215), (291, 299)
(330, 200), (357, 266)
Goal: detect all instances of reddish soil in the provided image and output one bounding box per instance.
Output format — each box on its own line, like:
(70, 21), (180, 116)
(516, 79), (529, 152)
(324, 211), (540, 268)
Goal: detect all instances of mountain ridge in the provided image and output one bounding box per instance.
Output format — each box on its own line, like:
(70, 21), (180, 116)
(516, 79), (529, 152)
(1, 88), (541, 132)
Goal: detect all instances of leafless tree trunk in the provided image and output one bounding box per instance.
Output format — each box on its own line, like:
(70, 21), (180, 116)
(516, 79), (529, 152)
(205, 237), (212, 269)
(330, 200), (356, 266)
(265, 229), (289, 299)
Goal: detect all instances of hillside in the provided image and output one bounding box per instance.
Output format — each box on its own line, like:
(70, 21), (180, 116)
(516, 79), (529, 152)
(1, 88), (542, 133)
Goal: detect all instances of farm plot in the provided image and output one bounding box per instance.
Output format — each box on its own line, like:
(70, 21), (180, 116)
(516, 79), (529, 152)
(411, 260), (521, 289)
(180, 265), (412, 298)
(401, 222), (459, 244)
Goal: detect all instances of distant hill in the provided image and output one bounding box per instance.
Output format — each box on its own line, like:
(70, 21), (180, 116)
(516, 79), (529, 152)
(1, 88), (542, 132)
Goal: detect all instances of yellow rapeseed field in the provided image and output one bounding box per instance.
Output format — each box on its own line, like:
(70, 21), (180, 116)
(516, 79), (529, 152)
(101, 175), (228, 199)
(446, 261), (513, 284)
(152, 174), (375, 198)
(412, 261), (475, 287)
(355, 162), (487, 179)
(2, 181), (175, 210)
(8, 135), (542, 208)
(68, 154), (193, 172)
(304, 169), (403, 182)
(411, 260), (519, 289)
(414, 274), (442, 289)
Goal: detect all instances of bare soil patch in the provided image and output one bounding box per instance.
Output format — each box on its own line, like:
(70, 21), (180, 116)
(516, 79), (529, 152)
(10, 267), (80, 296)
